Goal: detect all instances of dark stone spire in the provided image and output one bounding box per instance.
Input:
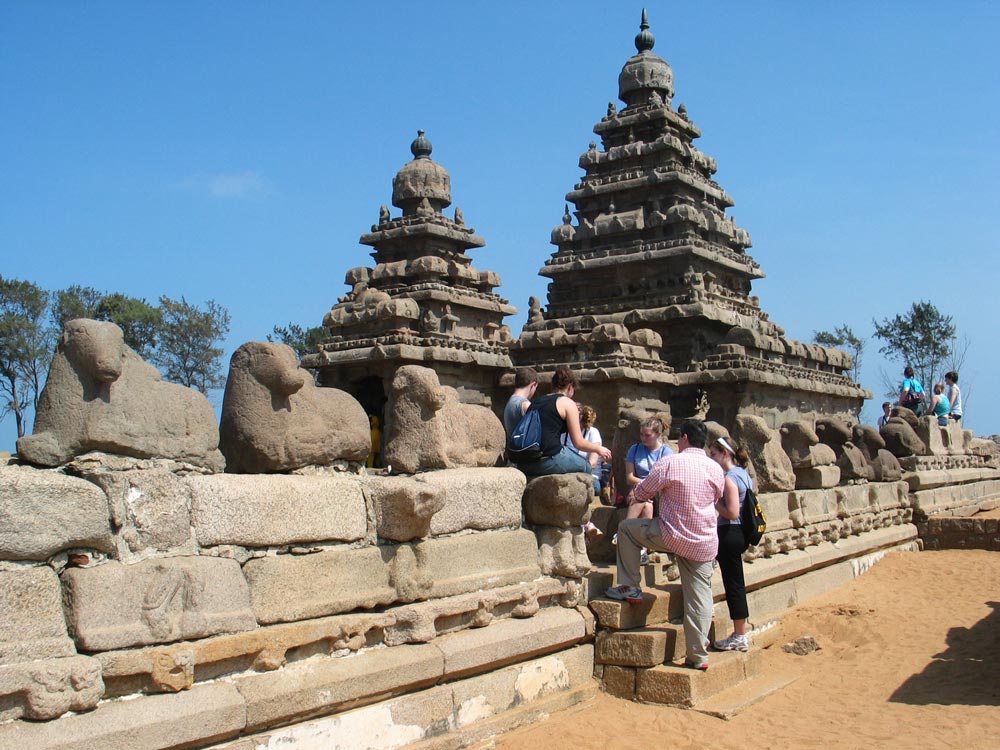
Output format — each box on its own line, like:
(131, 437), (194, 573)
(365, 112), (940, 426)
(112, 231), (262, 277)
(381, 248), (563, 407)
(635, 8), (655, 53)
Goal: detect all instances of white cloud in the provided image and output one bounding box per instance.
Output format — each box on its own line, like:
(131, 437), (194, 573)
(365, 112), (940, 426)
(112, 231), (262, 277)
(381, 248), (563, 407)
(179, 171), (271, 199)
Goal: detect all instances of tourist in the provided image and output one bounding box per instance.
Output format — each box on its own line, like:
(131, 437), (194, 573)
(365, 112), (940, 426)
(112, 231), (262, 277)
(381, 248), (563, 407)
(605, 419), (723, 671)
(560, 403), (604, 496)
(503, 367), (538, 436)
(929, 382), (951, 427)
(624, 416), (673, 520)
(877, 402), (892, 429)
(512, 366), (611, 481)
(945, 371), (963, 422)
(707, 436), (752, 652)
(899, 366), (925, 416)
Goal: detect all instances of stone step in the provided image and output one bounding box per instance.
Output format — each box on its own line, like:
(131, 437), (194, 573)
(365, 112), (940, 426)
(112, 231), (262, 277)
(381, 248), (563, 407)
(635, 649), (762, 707)
(693, 668), (798, 720)
(589, 585), (682, 630)
(596, 619), (738, 667)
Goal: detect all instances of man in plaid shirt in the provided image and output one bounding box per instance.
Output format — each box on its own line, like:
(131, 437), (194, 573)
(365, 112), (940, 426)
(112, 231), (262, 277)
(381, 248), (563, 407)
(606, 419), (724, 669)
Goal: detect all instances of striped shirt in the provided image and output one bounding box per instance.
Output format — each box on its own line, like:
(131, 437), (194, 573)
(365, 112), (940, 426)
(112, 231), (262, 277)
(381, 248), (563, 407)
(630, 447), (725, 562)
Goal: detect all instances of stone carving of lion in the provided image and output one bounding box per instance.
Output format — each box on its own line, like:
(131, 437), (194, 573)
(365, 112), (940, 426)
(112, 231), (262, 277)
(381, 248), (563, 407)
(17, 319), (223, 470)
(383, 365), (505, 474)
(219, 341), (370, 472)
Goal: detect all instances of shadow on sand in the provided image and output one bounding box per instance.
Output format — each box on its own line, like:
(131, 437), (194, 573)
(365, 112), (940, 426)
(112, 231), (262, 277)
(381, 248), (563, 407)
(890, 601), (1000, 706)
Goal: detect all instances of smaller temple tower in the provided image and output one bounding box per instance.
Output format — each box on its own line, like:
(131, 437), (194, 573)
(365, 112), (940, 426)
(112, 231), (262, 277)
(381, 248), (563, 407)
(303, 131), (516, 423)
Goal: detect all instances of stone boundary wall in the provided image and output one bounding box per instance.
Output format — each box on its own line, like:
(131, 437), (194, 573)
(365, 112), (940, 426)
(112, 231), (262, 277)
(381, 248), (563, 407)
(920, 517), (1000, 551)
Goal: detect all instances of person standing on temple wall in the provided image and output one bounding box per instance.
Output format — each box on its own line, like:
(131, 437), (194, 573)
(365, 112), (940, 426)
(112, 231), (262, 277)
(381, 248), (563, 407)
(511, 366), (611, 482)
(877, 401), (892, 429)
(945, 371), (963, 422)
(899, 366), (926, 416)
(503, 367), (538, 437)
(605, 419), (723, 671)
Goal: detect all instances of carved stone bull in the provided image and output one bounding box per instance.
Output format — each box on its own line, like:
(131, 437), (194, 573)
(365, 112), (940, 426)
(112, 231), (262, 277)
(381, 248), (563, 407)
(219, 341), (370, 472)
(383, 365), (504, 474)
(17, 319), (223, 470)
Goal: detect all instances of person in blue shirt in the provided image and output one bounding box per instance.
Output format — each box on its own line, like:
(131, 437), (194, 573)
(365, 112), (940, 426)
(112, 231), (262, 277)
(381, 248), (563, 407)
(623, 416), (673, 520)
(899, 366), (925, 416)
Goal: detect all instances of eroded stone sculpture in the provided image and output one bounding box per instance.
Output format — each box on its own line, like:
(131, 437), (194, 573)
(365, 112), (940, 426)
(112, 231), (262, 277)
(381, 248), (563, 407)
(219, 341), (370, 472)
(732, 415), (795, 491)
(383, 365), (505, 473)
(16, 319), (223, 471)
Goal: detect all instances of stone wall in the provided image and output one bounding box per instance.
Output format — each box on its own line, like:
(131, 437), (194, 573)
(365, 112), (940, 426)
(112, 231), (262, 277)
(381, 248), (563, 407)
(0, 457), (595, 749)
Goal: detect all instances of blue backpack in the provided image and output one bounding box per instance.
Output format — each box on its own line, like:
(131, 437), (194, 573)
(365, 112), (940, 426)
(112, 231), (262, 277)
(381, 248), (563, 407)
(507, 406), (544, 463)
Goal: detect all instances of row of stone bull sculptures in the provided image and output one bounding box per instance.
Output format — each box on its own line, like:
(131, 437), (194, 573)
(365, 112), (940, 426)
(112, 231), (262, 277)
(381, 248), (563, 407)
(15, 318), (971, 481)
(15, 318), (505, 474)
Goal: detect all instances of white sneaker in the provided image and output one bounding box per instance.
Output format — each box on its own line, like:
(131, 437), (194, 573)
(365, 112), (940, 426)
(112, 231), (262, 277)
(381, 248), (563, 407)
(712, 633), (749, 652)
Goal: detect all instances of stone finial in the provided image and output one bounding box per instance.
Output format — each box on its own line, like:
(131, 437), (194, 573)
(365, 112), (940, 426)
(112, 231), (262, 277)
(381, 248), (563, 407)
(607, 101), (617, 117)
(410, 129), (432, 159)
(562, 204), (572, 225)
(635, 8), (655, 53)
(379, 204), (390, 224)
(678, 102), (688, 118)
(588, 141), (597, 151)
(454, 206), (464, 225)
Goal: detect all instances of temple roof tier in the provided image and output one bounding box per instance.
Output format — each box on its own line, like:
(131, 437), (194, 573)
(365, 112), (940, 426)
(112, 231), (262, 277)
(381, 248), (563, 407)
(541, 241), (763, 278)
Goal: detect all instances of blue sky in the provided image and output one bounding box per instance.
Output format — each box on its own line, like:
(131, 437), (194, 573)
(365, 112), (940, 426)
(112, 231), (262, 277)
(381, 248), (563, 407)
(2, 2), (999, 450)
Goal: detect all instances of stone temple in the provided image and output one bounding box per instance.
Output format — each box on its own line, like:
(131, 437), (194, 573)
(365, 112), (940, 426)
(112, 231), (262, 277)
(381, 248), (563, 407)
(510, 10), (870, 438)
(302, 130), (516, 419)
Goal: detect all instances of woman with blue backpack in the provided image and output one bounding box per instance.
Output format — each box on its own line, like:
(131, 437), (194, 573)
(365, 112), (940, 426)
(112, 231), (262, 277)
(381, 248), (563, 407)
(707, 436), (753, 652)
(899, 366), (926, 416)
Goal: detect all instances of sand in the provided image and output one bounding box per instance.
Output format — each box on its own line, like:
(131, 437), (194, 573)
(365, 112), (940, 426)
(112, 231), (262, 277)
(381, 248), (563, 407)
(495, 549), (1000, 750)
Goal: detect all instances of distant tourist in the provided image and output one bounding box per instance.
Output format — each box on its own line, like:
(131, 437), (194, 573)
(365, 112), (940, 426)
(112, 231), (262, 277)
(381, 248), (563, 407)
(511, 366), (611, 482)
(605, 419), (722, 671)
(929, 383), (951, 427)
(877, 401), (892, 429)
(899, 366), (925, 416)
(945, 371), (963, 422)
(707, 436), (753, 652)
(503, 367), (538, 436)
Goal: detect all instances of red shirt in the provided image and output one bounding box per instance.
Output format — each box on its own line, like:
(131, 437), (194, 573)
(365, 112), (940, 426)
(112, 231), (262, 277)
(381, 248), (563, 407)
(631, 447), (724, 562)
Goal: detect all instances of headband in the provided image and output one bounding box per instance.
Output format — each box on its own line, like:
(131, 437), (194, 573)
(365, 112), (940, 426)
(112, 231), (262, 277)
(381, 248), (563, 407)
(716, 437), (736, 456)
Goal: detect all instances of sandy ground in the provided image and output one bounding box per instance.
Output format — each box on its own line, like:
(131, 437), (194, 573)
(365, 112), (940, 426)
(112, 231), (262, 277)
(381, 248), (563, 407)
(496, 549), (1000, 750)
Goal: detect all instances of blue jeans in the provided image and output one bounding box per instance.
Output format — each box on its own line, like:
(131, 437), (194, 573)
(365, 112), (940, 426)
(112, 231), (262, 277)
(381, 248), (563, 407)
(518, 447), (598, 493)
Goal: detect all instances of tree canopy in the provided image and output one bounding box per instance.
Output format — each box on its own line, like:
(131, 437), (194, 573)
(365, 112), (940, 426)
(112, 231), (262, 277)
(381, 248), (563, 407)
(153, 296), (231, 393)
(268, 322), (327, 358)
(873, 301), (956, 392)
(0, 276), (52, 438)
(813, 324), (865, 383)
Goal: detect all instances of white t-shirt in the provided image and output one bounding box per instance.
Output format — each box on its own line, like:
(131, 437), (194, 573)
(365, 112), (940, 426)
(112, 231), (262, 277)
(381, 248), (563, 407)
(562, 426), (602, 476)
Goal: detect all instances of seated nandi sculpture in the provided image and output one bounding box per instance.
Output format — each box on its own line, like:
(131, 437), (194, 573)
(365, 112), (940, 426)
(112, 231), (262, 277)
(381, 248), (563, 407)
(17, 318), (223, 470)
(219, 341), (370, 472)
(383, 365), (505, 474)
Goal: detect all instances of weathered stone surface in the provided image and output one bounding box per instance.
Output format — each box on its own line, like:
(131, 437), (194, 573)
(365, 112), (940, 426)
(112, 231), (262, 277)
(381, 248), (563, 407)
(0, 567), (75, 665)
(636, 650), (760, 706)
(434, 606), (586, 680)
(589, 587), (681, 630)
(367, 474), (447, 541)
(420, 467), (526, 535)
(236, 642), (443, 731)
(63, 557), (256, 651)
(0, 464), (113, 560)
(244, 529), (542, 624)
(522, 472), (593, 528)
(601, 665), (636, 699)
(220, 341), (370, 472)
(780, 421), (836, 469)
(189, 473), (367, 547)
(16, 318), (223, 471)
(837, 442), (871, 481)
(82, 467), (193, 555)
(733, 415), (795, 491)
(0, 655), (103, 721)
(881, 416), (926, 458)
(383, 365), (505, 473)
(535, 526), (591, 578)
(912, 415), (949, 456)
(0, 681), (246, 750)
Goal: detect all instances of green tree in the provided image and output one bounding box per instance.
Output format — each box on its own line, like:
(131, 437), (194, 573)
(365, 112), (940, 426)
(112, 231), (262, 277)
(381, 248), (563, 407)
(268, 322), (327, 358)
(153, 296), (231, 393)
(873, 301), (956, 394)
(813, 324), (865, 383)
(0, 276), (52, 439)
(96, 293), (161, 359)
(50, 285), (103, 330)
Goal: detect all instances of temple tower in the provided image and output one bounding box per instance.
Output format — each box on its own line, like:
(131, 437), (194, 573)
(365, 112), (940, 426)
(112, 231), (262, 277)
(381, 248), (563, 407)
(304, 131), (516, 422)
(511, 10), (869, 432)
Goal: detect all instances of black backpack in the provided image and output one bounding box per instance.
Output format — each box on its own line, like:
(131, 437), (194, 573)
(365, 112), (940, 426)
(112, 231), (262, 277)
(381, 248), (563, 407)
(507, 405), (544, 463)
(740, 483), (766, 549)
